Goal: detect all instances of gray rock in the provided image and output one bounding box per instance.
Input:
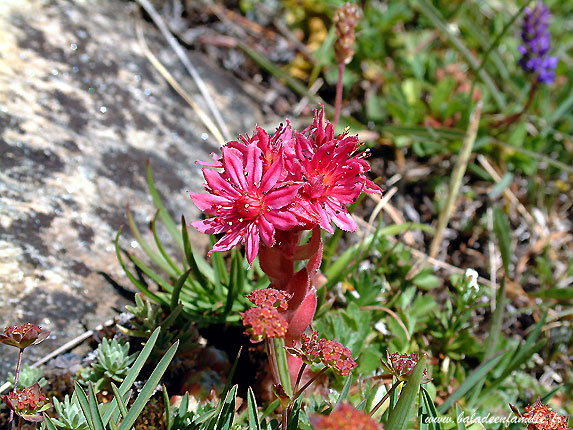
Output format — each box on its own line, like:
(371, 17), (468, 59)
(0, 0), (263, 378)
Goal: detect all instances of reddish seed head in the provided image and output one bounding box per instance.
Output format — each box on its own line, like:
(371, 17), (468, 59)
(311, 403), (382, 430)
(0, 323), (50, 351)
(382, 351), (432, 383)
(246, 288), (292, 311)
(241, 307), (288, 343)
(287, 331), (357, 376)
(521, 398), (570, 430)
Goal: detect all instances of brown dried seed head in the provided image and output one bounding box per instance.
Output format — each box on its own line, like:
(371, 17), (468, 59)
(333, 3), (361, 65)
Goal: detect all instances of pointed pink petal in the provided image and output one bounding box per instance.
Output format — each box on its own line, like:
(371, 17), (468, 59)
(212, 228), (243, 253)
(222, 147), (248, 190)
(254, 126), (270, 152)
(245, 144), (263, 190)
(325, 200), (356, 232)
(259, 216), (275, 247)
(261, 158), (283, 193)
(318, 207), (335, 233)
(188, 192), (229, 212)
(265, 183), (300, 209)
(191, 218), (227, 234)
(195, 152), (222, 168)
(264, 210), (298, 230)
(245, 225), (260, 264)
(203, 168), (240, 197)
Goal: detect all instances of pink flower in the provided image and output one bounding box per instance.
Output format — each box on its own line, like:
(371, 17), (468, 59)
(293, 109), (381, 233)
(190, 144), (300, 264)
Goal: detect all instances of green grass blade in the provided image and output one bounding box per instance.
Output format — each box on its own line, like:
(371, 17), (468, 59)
(530, 288), (573, 301)
(415, 0), (505, 109)
(44, 415), (58, 430)
(386, 355), (427, 430)
(182, 215), (215, 284)
(111, 383), (129, 420)
(215, 385), (238, 430)
(226, 249), (245, 315)
(429, 102), (481, 259)
(115, 227), (169, 306)
(547, 89), (573, 128)
(478, 312), (548, 400)
(127, 205), (176, 277)
(438, 351), (505, 413)
(163, 385), (172, 430)
(333, 373), (353, 413)
(127, 252), (177, 292)
(152, 210), (183, 276)
(103, 327), (161, 425)
(146, 161), (184, 250)
(469, 278), (506, 405)
(88, 383), (105, 430)
(420, 387), (442, 430)
(247, 387), (261, 430)
(118, 340), (179, 430)
(171, 268), (193, 310)
(456, 405), (466, 430)
(74, 381), (95, 430)
(207, 348), (242, 430)
(493, 208), (512, 274)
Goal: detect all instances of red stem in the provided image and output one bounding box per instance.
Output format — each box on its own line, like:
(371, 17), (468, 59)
(9, 349), (23, 425)
(333, 62), (345, 130)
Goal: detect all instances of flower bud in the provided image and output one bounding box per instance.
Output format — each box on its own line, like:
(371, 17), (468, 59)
(333, 3), (360, 65)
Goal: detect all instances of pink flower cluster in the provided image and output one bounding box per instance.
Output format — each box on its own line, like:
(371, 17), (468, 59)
(241, 288), (291, 342)
(189, 108), (380, 264)
(287, 331), (357, 376)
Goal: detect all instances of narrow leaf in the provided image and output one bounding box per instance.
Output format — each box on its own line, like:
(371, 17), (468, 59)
(88, 383), (105, 430)
(171, 269), (193, 310)
(247, 387), (261, 430)
(493, 207), (512, 274)
(118, 340), (179, 430)
(103, 327), (161, 425)
(438, 351), (505, 413)
(73, 381), (94, 430)
(127, 205), (176, 277)
(387, 355), (427, 430)
(111, 383), (129, 420)
(115, 228), (168, 306)
(147, 161), (184, 250)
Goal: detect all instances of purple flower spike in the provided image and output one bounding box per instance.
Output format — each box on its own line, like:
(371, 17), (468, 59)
(518, 2), (559, 84)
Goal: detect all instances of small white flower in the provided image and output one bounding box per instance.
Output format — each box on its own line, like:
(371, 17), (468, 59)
(464, 268), (480, 297)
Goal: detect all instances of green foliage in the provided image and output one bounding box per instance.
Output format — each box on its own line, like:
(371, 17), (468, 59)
(80, 338), (137, 391)
(6, 364), (46, 390)
(116, 164), (253, 325)
(44, 328), (178, 430)
(118, 293), (198, 357)
(50, 394), (90, 430)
